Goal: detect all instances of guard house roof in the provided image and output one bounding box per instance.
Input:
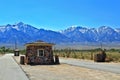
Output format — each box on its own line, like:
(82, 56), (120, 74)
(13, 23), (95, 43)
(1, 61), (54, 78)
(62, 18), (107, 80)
(25, 40), (55, 46)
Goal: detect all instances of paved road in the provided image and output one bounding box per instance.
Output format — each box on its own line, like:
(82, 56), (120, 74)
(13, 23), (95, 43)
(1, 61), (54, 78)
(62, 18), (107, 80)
(0, 54), (29, 80)
(60, 58), (120, 74)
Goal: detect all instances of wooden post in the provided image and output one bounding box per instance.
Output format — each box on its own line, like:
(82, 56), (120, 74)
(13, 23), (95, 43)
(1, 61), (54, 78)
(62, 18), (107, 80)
(20, 56), (25, 65)
(91, 52), (93, 60)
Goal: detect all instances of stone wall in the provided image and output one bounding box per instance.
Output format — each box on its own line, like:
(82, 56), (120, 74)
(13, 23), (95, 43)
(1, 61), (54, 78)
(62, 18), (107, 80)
(26, 45), (54, 65)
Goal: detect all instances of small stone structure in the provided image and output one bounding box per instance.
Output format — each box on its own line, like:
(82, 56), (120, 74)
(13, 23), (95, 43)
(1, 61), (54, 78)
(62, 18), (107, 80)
(24, 40), (59, 65)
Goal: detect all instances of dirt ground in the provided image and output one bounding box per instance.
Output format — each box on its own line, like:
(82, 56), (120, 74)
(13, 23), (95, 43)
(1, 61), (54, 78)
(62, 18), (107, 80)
(0, 54), (4, 57)
(14, 56), (120, 80)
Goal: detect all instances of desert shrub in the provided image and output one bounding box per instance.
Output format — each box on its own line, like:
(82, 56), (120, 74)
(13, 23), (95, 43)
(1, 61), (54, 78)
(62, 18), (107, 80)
(53, 48), (120, 62)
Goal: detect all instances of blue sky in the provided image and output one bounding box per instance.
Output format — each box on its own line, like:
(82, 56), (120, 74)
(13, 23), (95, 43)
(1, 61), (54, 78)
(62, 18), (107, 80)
(0, 0), (120, 31)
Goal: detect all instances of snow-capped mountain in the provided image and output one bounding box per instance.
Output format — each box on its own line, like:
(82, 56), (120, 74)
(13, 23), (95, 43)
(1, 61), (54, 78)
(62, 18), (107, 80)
(61, 26), (120, 42)
(0, 22), (71, 45)
(0, 22), (120, 46)
(61, 26), (98, 42)
(97, 26), (120, 42)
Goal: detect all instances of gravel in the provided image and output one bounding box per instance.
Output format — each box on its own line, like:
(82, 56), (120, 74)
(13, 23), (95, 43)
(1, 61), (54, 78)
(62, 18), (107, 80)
(14, 56), (120, 80)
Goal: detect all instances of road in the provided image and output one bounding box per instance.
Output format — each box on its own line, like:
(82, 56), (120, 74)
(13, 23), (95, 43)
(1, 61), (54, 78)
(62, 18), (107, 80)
(60, 58), (120, 74)
(0, 54), (120, 80)
(0, 54), (29, 80)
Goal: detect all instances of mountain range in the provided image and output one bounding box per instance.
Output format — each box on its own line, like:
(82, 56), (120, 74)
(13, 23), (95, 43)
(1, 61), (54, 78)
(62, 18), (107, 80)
(0, 22), (120, 47)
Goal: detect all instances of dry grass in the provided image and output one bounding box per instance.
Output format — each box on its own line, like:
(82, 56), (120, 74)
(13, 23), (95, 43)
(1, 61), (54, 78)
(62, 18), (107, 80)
(54, 50), (120, 62)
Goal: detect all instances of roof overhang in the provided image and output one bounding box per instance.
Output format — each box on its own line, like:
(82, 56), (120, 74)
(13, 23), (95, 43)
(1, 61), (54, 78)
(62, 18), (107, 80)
(25, 42), (55, 47)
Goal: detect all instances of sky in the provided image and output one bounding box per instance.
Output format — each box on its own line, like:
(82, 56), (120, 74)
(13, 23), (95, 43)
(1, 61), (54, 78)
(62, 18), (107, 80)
(0, 0), (120, 31)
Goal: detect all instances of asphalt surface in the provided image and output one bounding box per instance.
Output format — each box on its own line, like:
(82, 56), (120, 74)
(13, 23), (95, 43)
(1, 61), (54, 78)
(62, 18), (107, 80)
(0, 54), (29, 80)
(60, 58), (120, 74)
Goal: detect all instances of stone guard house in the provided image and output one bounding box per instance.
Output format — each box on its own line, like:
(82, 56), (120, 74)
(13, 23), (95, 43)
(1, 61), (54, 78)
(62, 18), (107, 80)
(25, 41), (55, 65)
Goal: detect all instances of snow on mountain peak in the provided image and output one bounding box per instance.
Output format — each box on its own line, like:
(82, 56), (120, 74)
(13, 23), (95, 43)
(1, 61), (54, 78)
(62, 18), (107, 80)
(0, 27), (6, 32)
(67, 25), (78, 31)
(115, 28), (120, 33)
(12, 26), (19, 30)
(16, 22), (24, 26)
(98, 26), (111, 30)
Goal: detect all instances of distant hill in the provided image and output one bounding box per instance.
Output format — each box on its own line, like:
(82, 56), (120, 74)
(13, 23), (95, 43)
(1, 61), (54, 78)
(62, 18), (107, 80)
(0, 22), (120, 48)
